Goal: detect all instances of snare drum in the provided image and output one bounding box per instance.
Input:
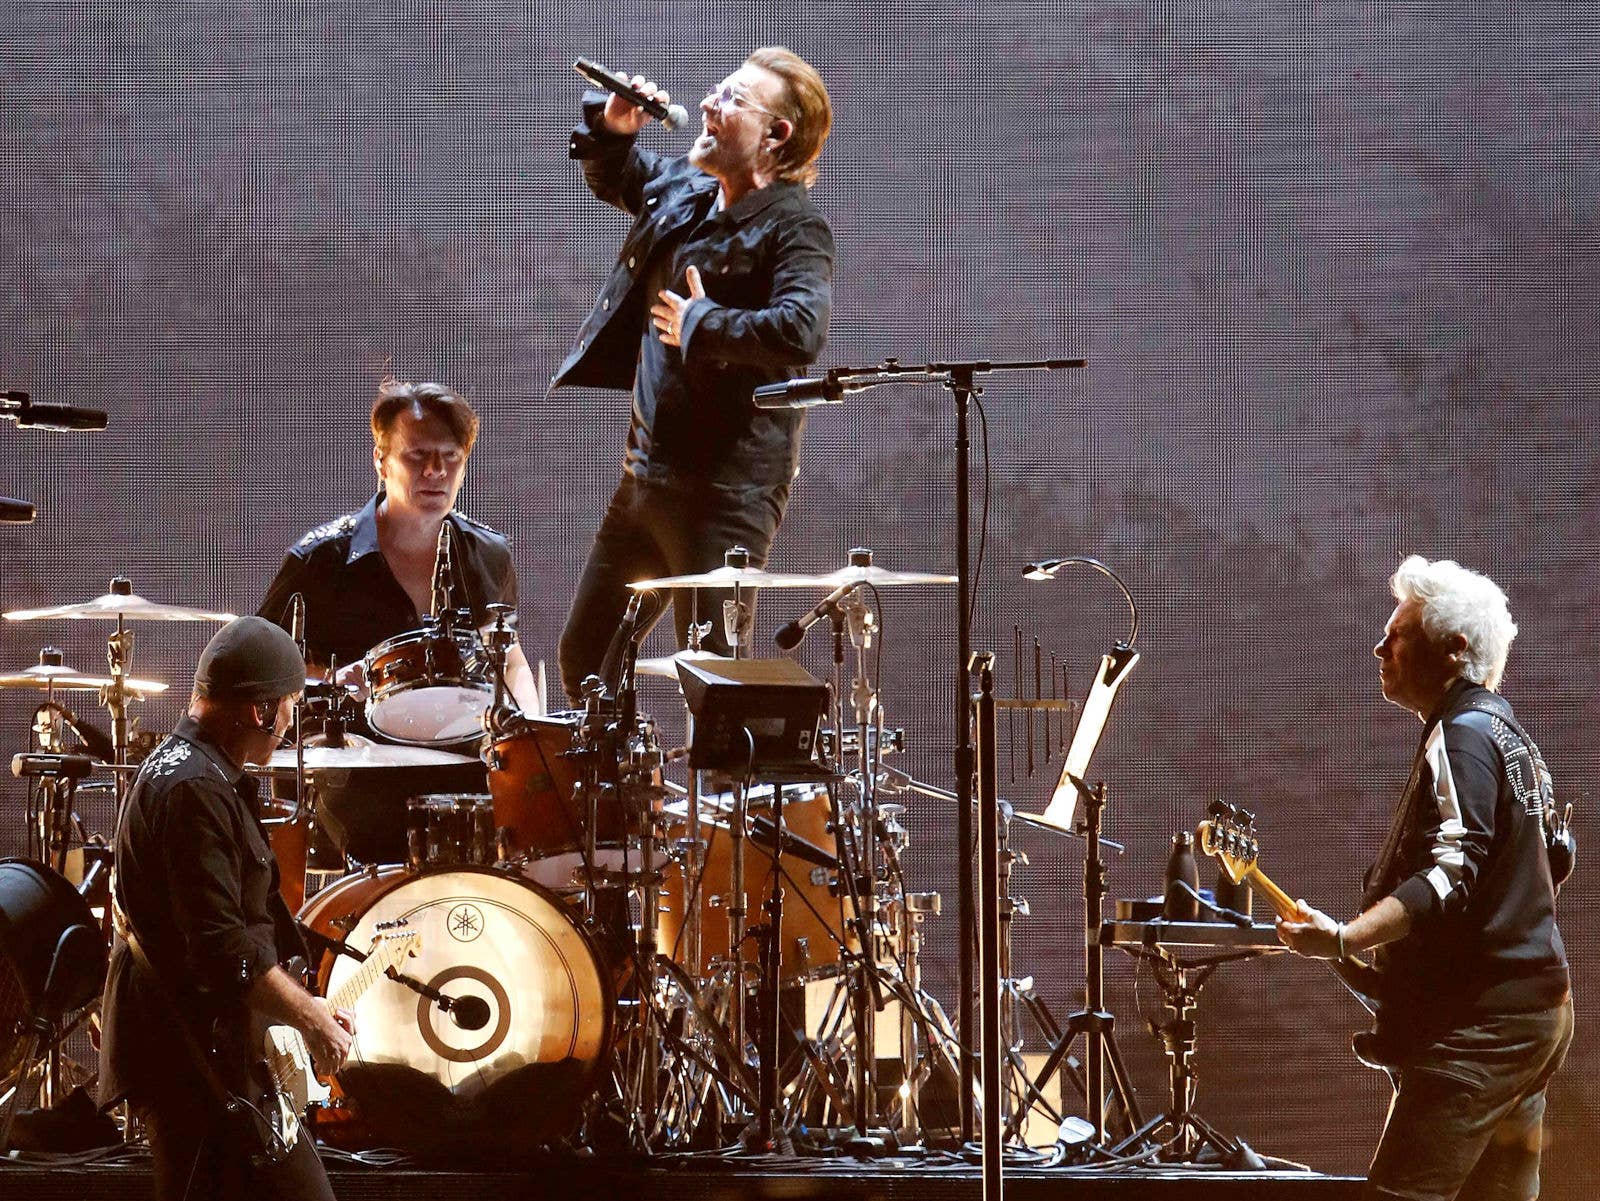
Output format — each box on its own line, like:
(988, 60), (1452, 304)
(299, 864), (612, 1155)
(485, 712), (667, 891)
(364, 623), (491, 747)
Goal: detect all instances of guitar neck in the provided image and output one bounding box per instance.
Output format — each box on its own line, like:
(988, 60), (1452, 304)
(1241, 864), (1299, 922)
(328, 940), (409, 1012)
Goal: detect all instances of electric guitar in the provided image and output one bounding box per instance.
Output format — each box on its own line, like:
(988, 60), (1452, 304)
(256, 922), (420, 1150)
(1196, 801), (1386, 1020)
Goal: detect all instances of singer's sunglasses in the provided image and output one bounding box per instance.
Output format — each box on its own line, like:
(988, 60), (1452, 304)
(704, 81), (781, 120)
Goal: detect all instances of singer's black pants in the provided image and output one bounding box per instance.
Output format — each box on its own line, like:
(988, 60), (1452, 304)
(559, 472), (789, 703)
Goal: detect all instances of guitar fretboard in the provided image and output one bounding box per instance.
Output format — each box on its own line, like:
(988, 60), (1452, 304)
(329, 936), (413, 1012)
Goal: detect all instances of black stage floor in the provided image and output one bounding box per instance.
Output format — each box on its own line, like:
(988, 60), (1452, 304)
(0, 1152), (1363, 1201)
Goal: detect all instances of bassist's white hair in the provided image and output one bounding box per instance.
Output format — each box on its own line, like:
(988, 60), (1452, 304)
(1390, 555), (1518, 691)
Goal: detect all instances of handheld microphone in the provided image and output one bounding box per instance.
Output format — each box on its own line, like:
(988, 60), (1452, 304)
(773, 582), (857, 651)
(573, 58), (689, 130)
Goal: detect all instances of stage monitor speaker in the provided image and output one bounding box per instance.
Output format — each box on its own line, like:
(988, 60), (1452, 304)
(677, 657), (828, 775)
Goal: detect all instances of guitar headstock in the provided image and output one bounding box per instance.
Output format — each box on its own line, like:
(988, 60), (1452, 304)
(370, 920), (421, 962)
(1196, 799), (1260, 885)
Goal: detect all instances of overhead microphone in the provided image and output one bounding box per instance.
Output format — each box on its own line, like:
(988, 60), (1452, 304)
(573, 58), (690, 130)
(773, 582), (857, 651)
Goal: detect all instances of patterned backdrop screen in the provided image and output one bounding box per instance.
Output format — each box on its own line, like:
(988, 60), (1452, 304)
(2, 2), (1595, 1189)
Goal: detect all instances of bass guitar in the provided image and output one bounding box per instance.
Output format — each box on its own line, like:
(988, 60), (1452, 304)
(1196, 801), (1402, 1068)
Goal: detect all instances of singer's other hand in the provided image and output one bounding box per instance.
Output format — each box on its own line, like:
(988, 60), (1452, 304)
(652, 266), (705, 348)
(602, 75), (669, 136)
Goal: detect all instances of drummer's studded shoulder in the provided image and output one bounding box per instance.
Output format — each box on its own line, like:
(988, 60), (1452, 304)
(293, 513), (360, 554)
(452, 510), (510, 546)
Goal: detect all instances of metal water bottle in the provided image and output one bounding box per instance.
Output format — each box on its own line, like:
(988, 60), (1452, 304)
(1163, 831), (1200, 920)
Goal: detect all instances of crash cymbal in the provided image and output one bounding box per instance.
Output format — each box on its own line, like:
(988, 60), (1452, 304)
(261, 737), (477, 772)
(634, 648), (734, 679)
(627, 564), (829, 591)
(5, 577), (235, 623)
(0, 663), (167, 693)
(809, 563), (956, 587)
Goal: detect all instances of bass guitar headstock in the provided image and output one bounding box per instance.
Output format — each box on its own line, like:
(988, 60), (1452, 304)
(1196, 799), (1260, 885)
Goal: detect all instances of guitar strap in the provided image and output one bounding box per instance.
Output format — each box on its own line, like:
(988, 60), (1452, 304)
(1362, 737), (1433, 912)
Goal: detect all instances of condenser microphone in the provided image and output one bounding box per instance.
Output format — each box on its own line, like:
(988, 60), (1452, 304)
(573, 58), (690, 130)
(773, 582), (857, 651)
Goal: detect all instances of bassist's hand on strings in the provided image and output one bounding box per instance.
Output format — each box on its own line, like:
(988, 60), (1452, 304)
(1276, 899), (1344, 959)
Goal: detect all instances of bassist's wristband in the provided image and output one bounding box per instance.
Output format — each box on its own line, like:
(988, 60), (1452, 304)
(1336, 923), (1348, 961)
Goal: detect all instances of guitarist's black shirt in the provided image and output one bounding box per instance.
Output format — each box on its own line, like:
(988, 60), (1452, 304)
(99, 717), (304, 1108)
(1368, 680), (1569, 1043)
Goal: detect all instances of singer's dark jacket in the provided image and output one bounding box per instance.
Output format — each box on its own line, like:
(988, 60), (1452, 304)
(99, 717), (306, 1108)
(258, 491), (518, 672)
(551, 92), (833, 488)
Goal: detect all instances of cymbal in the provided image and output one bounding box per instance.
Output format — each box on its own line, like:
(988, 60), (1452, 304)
(5, 590), (236, 623)
(809, 563), (956, 587)
(634, 649), (733, 679)
(628, 561), (955, 592)
(0, 663), (167, 693)
(261, 738), (477, 772)
(628, 564), (829, 591)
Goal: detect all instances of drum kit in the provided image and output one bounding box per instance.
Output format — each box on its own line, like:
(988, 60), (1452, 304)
(0, 549), (989, 1157)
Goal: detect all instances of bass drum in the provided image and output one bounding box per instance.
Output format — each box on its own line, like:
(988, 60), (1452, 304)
(300, 865), (611, 1157)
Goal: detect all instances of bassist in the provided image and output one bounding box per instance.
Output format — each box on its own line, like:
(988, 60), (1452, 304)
(1277, 556), (1571, 1201)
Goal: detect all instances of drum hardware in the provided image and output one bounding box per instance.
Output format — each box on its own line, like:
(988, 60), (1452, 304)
(1100, 916), (1287, 1166)
(5, 577), (233, 803)
(818, 725), (904, 761)
(0, 857), (108, 1147)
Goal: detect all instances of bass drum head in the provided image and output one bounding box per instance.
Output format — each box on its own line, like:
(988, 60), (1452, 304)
(301, 866), (611, 1157)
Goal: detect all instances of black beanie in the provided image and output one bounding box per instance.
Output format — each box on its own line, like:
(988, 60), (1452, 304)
(194, 616), (306, 701)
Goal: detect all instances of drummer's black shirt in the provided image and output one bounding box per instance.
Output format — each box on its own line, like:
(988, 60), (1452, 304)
(259, 491), (518, 673)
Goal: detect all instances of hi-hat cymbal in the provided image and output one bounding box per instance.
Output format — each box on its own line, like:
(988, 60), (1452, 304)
(628, 564), (828, 591)
(0, 663), (167, 693)
(261, 738), (477, 772)
(5, 587), (235, 623)
(634, 649), (733, 679)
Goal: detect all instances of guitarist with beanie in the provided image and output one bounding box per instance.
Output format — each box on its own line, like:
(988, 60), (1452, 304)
(99, 616), (356, 1200)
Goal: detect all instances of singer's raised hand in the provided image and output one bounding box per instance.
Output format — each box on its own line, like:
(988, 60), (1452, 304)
(602, 75), (669, 135)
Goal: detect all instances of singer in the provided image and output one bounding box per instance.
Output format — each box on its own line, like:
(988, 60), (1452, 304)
(552, 47), (835, 702)
(258, 377), (538, 722)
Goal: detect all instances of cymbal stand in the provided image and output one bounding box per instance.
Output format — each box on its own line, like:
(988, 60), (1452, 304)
(828, 584), (894, 1146)
(102, 579), (137, 805)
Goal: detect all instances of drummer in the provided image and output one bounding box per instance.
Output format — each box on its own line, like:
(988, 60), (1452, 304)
(259, 377), (539, 720)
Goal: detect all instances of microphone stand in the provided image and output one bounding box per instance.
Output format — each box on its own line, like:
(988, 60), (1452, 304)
(756, 355), (1084, 1149)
